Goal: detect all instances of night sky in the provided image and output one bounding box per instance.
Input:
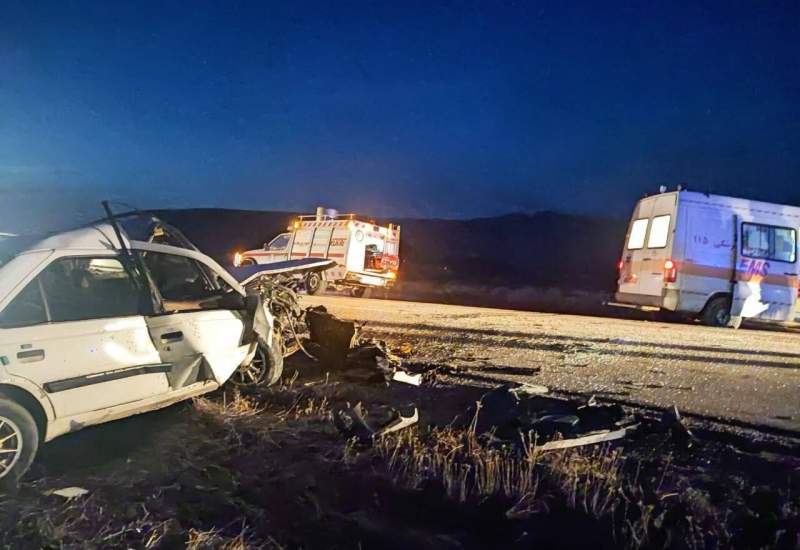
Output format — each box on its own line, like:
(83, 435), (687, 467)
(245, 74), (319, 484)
(1, 1), (799, 228)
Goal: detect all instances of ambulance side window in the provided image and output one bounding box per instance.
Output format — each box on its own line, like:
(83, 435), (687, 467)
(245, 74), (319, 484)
(742, 223), (797, 263)
(627, 219), (649, 250)
(268, 234), (290, 250)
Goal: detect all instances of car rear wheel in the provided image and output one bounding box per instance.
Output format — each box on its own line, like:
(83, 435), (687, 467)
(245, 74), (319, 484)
(0, 400), (39, 492)
(305, 272), (323, 295)
(701, 296), (732, 327)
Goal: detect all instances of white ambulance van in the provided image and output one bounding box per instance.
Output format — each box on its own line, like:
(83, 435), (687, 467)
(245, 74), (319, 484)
(236, 208), (400, 297)
(611, 189), (800, 327)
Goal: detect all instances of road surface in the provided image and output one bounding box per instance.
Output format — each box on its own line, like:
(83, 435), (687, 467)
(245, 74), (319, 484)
(303, 295), (800, 434)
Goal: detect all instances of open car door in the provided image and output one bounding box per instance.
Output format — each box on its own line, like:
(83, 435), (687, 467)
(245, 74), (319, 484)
(139, 249), (251, 387)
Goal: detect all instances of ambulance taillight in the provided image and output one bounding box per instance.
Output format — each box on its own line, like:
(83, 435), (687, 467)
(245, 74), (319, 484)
(664, 259), (677, 283)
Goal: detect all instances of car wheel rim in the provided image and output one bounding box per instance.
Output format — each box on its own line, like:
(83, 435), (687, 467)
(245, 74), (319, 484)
(716, 308), (730, 326)
(232, 347), (268, 386)
(0, 416), (23, 480)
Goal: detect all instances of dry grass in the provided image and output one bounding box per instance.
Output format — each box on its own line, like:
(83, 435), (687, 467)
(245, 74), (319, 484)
(363, 419), (657, 549)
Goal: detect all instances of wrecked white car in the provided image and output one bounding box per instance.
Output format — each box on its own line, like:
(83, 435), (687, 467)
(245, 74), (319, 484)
(0, 211), (318, 488)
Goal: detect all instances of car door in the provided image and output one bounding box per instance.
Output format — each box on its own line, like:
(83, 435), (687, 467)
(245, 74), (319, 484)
(0, 255), (170, 418)
(140, 250), (250, 386)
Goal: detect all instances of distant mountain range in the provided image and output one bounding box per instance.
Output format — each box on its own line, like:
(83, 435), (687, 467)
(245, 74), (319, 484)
(154, 208), (627, 293)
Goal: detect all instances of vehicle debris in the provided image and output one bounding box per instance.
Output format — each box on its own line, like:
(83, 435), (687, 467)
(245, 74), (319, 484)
(47, 487), (90, 500)
(468, 385), (636, 448)
(306, 307), (432, 386)
(392, 371), (422, 386)
(661, 405), (696, 447)
(333, 403), (419, 443)
(305, 306), (359, 369)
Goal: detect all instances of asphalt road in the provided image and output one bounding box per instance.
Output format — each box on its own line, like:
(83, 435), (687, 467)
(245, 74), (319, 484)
(303, 295), (800, 434)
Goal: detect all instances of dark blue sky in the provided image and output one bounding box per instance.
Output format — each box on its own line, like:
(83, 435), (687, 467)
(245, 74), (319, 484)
(1, 1), (798, 226)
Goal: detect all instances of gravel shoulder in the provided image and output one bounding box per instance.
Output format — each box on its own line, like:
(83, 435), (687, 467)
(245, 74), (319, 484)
(303, 295), (800, 434)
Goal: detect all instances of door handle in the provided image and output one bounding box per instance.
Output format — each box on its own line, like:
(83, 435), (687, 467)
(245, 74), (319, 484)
(160, 331), (184, 343)
(17, 349), (45, 363)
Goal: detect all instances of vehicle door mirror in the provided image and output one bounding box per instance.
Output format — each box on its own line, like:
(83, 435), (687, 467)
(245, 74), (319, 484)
(216, 291), (247, 310)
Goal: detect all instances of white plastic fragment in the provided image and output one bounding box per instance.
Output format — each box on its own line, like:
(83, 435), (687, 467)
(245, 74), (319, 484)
(392, 371), (422, 386)
(48, 487), (90, 499)
(538, 427), (628, 451)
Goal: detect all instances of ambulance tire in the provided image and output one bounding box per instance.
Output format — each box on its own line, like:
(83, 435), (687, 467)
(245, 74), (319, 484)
(305, 272), (323, 295)
(701, 295), (732, 328)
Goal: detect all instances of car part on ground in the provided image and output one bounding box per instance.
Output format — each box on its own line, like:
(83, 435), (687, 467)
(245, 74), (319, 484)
(333, 403), (420, 444)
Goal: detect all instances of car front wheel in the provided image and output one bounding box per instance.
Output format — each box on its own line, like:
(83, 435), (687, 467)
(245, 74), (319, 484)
(0, 399), (39, 492)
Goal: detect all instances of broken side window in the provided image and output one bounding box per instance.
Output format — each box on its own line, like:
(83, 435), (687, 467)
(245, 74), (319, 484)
(142, 252), (221, 311)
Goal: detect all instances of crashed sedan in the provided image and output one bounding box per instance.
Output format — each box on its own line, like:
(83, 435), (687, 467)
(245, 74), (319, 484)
(0, 214), (289, 488)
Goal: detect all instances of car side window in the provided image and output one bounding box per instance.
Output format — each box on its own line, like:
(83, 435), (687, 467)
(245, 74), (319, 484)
(0, 279), (47, 328)
(142, 252), (218, 304)
(268, 233), (290, 250)
(0, 256), (142, 327)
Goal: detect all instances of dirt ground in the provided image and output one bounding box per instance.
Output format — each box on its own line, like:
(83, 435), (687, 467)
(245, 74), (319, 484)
(1, 297), (799, 549)
(304, 295), (800, 435)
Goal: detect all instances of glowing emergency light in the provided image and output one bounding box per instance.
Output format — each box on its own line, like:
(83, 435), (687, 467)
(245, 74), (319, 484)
(663, 259), (677, 283)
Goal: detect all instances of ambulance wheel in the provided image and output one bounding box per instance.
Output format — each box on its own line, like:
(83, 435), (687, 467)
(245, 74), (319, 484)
(0, 399), (39, 493)
(305, 272), (323, 295)
(350, 287), (371, 298)
(701, 296), (732, 327)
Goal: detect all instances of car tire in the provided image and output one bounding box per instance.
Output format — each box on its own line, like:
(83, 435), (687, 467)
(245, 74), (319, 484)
(240, 258), (256, 266)
(0, 399), (39, 493)
(701, 296), (732, 327)
(305, 272), (323, 295)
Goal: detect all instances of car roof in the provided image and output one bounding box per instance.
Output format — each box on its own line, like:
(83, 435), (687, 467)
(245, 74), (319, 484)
(21, 223), (127, 253)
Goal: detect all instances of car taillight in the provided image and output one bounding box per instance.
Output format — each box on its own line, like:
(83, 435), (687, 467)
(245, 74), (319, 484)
(664, 259), (677, 283)
(617, 260), (624, 271)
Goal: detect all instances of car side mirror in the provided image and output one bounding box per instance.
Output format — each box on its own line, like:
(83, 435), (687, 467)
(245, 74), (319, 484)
(217, 291), (247, 310)
(263, 242), (269, 250)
